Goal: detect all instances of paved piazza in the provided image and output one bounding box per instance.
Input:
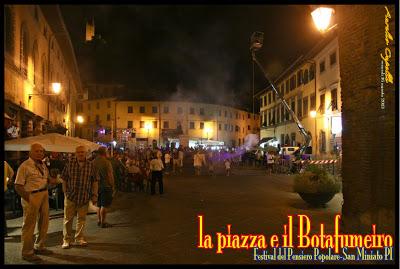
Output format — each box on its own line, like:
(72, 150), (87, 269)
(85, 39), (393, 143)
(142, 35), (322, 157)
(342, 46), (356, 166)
(5, 167), (343, 264)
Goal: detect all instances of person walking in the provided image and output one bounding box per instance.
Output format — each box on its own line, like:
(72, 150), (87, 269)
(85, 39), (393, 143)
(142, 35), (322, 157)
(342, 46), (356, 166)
(93, 147), (115, 228)
(224, 158), (231, 176)
(172, 149), (179, 175)
(266, 151), (274, 175)
(61, 146), (98, 249)
(193, 151), (203, 176)
(208, 153), (215, 177)
(198, 149), (206, 175)
(149, 154), (164, 195)
(14, 143), (58, 262)
(4, 160), (14, 237)
(178, 147), (184, 174)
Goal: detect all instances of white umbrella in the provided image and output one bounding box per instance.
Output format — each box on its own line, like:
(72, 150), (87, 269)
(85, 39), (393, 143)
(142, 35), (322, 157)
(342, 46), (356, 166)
(73, 137), (101, 152)
(4, 133), (101, 153)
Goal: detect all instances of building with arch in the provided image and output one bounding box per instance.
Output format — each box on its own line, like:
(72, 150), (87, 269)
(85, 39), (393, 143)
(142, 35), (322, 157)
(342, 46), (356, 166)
(4, 5), (82, 138)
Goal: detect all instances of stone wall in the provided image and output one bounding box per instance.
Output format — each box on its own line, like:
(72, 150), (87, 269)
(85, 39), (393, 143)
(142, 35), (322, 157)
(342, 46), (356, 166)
(336, 5), (395, 234)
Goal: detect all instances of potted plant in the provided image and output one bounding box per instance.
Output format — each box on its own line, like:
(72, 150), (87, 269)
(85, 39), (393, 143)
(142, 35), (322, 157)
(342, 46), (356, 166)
(294, 164), (342, 207)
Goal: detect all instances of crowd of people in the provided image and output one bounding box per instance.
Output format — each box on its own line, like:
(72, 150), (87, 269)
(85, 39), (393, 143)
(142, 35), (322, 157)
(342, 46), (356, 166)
(4, 142), (301, 262)
(4, 144), (113, 261)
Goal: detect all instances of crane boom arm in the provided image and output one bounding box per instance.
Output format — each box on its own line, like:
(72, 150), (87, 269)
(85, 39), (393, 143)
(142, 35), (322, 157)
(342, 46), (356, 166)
(252, 52), (312, 154)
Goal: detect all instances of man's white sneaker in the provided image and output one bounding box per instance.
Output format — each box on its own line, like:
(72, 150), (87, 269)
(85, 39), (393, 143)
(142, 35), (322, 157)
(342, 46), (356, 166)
(62, 241), (70, 249)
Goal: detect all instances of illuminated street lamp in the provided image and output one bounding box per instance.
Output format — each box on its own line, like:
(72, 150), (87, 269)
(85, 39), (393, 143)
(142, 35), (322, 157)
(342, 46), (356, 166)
(51, 82), (62, 94)
(310, 110), (317, 118)
(76, 115), (85, 138)
(76, 115), (84, 124)
(28, 82), (62, 122)
(311, 6), (337, 33)
(29, 82), (62, 100)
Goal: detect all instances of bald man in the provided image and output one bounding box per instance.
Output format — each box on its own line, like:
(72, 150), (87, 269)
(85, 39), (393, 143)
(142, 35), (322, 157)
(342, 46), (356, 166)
(61, 145), (98, 249)
(15, 143), (58, 262)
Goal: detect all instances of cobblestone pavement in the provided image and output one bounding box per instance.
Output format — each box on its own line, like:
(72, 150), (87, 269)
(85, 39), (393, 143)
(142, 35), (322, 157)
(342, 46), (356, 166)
(4, 167), (344, 264)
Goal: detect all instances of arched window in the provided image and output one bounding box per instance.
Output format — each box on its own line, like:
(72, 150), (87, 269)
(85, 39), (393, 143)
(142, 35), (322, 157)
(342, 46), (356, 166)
(32, 41), (38, 84)
(20, 23), (29, 76)
(4, 6), (14, 55)
(41, 54), (47, 93)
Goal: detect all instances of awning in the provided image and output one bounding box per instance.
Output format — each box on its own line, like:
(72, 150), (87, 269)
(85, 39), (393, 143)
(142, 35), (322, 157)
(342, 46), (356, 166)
(197, 140), (224, 146)
(5, 99), (44, 121)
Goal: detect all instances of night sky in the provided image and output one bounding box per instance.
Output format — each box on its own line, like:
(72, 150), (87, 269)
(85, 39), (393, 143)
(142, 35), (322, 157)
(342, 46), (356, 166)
(60, 5), (321, 111)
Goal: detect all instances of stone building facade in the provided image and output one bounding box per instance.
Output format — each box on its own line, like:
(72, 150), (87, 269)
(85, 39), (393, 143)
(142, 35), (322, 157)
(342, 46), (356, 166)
(76, 98), (260, 149)
(259, 32), (341, 158)
(4, 5), (82, 138)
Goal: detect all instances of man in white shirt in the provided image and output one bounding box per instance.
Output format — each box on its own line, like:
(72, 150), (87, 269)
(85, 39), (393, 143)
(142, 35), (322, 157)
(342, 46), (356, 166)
(193, 151), (203, 176)
(149, 155), (164, 195)
(15, 143), (58, 262)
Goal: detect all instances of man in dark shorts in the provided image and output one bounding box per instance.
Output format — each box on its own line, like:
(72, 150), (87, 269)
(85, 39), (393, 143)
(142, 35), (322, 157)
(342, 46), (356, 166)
(93, 147), (115, 228)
